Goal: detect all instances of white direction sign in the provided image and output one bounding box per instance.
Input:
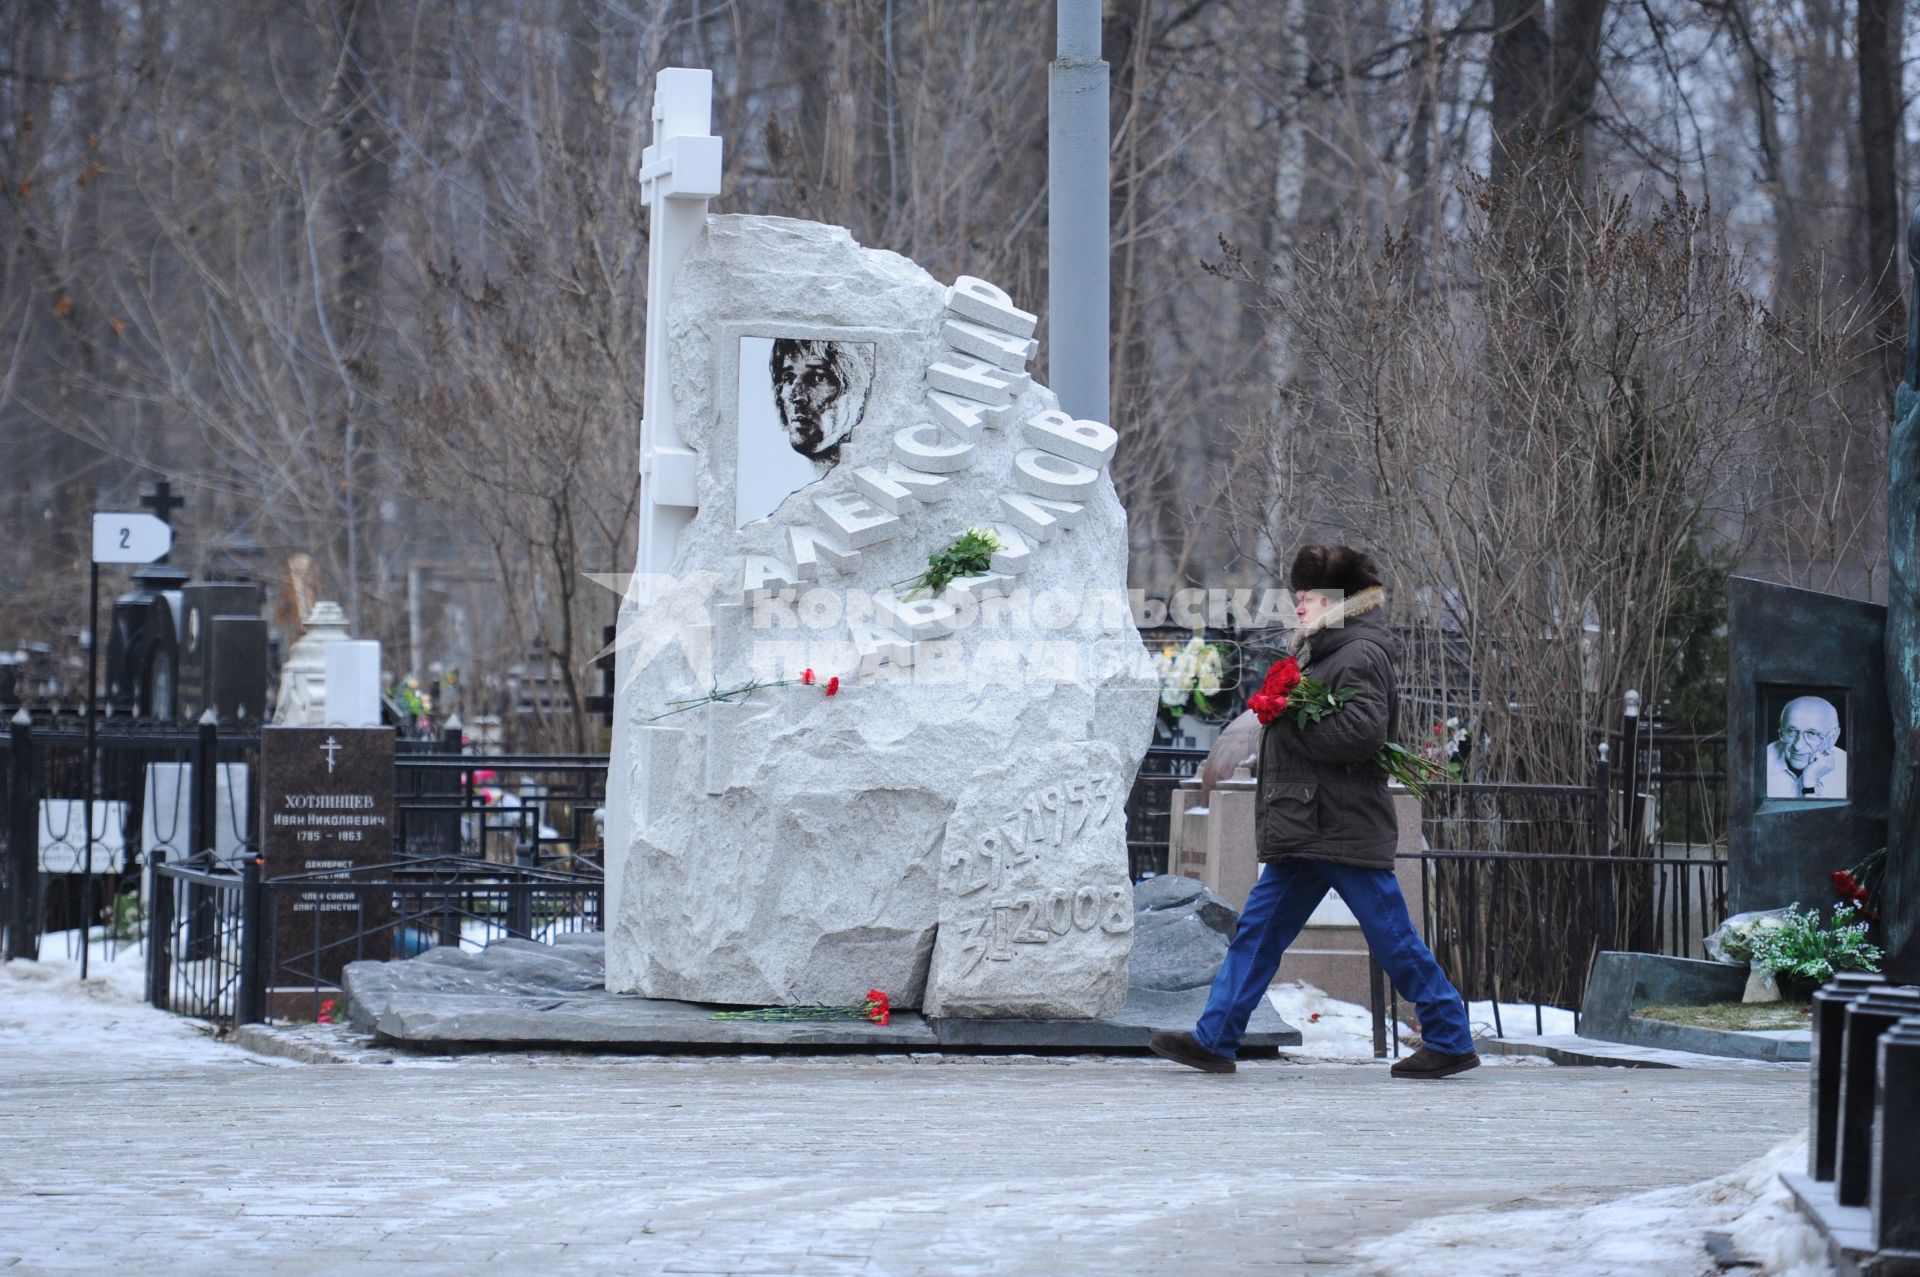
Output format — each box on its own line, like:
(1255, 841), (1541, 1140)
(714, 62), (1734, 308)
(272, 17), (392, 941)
(91, 512), (173, 565)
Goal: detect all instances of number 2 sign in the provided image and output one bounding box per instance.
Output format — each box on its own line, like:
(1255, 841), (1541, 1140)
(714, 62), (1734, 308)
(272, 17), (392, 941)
(91, 512), (173, 565)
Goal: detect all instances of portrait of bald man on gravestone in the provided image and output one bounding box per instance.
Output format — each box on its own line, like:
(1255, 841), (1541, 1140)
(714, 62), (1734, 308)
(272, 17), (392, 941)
(769, 337), (875, 467)
(1766, 694), (1848, 800)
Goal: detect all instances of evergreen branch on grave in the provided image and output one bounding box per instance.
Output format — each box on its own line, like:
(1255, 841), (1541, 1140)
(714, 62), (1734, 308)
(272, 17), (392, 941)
(650, 668), (840, 720)
(897, 527), (1001, 599)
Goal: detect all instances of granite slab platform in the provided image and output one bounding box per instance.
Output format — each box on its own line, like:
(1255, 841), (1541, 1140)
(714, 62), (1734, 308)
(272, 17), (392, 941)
(1580, 951), (1811, 1062)
(1781, 1171), (1874, 1277)
(342, 879), (1300, 1055)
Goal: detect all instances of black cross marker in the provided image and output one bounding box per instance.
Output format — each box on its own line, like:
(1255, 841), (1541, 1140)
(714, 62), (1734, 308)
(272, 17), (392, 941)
(139, 479), (185, 524)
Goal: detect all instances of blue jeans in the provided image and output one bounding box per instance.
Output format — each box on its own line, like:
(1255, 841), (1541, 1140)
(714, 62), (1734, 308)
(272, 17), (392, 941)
(1193, 858), (1475, 1058)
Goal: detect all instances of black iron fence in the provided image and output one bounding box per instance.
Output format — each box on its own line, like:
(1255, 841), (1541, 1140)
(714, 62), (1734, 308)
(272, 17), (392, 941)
(1406, 848), (1727, 1021)
(147, 851), (603, 1028)
(394, 751), (607, 872)
(1123, 747), (1207, 880)
(3, 710), (602, 990)
(0, 713), (254, 963)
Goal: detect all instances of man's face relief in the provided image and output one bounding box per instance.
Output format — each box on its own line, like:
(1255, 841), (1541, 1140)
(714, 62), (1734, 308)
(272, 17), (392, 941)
(772, 341), (855, 458)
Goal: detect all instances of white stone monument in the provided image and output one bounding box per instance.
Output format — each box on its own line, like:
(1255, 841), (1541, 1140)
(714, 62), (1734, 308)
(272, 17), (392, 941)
(322, 640), (382, 728)
(604, 69), (1156, 1018)
(272, 600), (352, 725)
(142, 761), (250, 867)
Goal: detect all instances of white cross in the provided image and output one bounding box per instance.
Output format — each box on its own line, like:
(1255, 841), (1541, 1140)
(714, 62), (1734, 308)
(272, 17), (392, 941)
(635, 68), (724, 603)
(321, 735), (342, 774)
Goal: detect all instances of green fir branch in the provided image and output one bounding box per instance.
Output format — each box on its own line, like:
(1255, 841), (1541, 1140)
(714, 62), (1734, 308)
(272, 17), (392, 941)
(898, 527), (1001, 599)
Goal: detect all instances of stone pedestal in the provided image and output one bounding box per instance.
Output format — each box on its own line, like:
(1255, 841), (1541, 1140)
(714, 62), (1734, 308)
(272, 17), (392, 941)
(1838, 987), (1920, 1205)
(1873, 1016), (1920, 1258)
(1810, 972), (1886, 1181)
(1168, 767), (1257, 909)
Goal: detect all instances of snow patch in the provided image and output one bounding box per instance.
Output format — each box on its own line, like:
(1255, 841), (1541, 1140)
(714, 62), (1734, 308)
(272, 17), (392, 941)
(2, 931), (270, 1075)
(1350, 1134), (1834, 1277)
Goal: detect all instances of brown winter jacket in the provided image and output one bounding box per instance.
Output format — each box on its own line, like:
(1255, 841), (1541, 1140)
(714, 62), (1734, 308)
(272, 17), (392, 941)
(1254, 587), (1402, 871)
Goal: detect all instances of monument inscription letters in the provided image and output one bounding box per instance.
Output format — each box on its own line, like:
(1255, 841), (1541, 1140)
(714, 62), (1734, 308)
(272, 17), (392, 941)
(260, 726), (395, 986)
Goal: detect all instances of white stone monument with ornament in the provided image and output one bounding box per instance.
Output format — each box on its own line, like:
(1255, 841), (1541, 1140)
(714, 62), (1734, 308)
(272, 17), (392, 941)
(271, 600), (353, 725)
(603, 68), (1157, 1018)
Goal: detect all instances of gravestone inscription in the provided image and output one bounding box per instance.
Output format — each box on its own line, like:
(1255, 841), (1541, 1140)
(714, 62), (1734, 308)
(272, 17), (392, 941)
(260, 726), (394, 987)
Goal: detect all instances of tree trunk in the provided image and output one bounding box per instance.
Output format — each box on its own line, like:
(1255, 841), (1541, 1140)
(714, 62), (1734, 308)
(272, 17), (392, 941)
(1886, 206), (1920, 982)
(1857, 0), (1903, 384)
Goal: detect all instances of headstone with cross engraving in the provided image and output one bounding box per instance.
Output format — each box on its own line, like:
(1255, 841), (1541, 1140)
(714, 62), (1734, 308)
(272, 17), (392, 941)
(260, 725), (395, 990)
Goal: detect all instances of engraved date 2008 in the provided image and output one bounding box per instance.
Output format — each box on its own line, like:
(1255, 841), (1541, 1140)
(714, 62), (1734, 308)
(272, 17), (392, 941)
(952, 884), (1132, 977)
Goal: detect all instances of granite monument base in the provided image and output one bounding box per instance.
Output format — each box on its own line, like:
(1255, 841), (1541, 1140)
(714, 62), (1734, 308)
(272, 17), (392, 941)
(1581, 951), (1810, 1063)
(343, 878), (1300, 1054)
(342, 933), (1298, 1054)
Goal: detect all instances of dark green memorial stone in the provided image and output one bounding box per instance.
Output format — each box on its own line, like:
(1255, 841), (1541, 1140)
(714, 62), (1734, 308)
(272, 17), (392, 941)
(1881, 206), (1920, 984)
(1728, 577), (1894, 913)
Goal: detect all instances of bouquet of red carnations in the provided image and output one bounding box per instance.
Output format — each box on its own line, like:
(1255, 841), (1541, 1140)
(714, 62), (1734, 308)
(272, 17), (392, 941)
(709, 989), (891, 1025)
(1248, 656), (1454, 798)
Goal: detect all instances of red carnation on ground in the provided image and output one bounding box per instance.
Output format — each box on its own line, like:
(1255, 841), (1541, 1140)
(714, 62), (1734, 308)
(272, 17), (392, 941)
(825, 676), (840, 697)
(864, 989), (891, 1025)
(318, 999), (338, 1025)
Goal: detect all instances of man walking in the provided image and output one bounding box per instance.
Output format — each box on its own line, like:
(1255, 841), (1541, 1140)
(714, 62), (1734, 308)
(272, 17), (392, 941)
(1148, 546), (1479, 1079)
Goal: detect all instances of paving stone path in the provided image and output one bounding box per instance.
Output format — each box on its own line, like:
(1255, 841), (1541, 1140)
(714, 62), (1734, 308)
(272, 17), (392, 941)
(0, 1034), (1807, 1277)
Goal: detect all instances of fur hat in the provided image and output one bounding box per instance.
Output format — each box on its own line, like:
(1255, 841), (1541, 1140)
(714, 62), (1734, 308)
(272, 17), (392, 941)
(1289, 545), (1384, 597)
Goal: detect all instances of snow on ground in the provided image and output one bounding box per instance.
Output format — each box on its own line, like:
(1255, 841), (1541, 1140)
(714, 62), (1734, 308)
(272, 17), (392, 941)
(1351, 1133), (1833, 1277)
(1267, 981), (1579, 1058)
(0, 929), (272, 1074)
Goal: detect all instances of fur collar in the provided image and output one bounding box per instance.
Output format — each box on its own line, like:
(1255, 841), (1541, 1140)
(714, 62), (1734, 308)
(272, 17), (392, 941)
(1288, 585), (1386, 657)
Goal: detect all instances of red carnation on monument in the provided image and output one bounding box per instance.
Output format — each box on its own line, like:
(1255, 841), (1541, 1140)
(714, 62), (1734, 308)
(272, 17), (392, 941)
(825, 676), (840, 697)
(864, 989), (891, 1025)
(801, 668), (815, 685)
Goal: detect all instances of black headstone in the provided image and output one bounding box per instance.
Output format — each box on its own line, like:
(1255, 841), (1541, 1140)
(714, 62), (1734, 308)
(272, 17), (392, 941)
(1873, 1016), (1920, 1257)
(208, 616), (268, 723)
(1810, 972), (1886, 1181)
(1838, 986), (1920, 1206)
(1728, 577), (1894, 913)
(260, 726), (395, 989)
(176, 583), (260, 723)
(106, 564), (188, 718)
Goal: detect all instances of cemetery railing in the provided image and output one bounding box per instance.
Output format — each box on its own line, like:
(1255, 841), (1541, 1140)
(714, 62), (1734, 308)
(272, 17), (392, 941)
(145, 851), (604, 1029)
(0, 713), (259, 964)
(393, 752), (608, 872)
(1367, 846), (1729, 1051)
(147, 851), (253, 1026)
(1125, 747), (1208, 879)
(255, 855), (603, 1022)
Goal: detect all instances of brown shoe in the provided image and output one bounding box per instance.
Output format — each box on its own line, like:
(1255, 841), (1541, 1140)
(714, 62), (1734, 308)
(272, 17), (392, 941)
(1390, 1046), (1481, 1079)
(1148, 1030), (1236, 1074)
